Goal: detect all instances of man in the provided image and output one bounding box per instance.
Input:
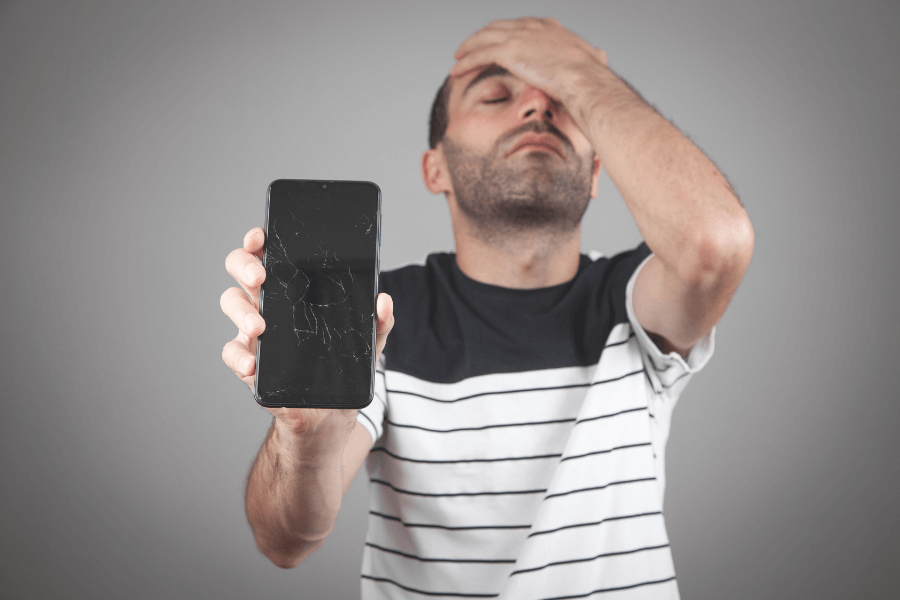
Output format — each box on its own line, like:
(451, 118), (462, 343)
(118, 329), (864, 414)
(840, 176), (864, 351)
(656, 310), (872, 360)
(220, 18), (753, 599)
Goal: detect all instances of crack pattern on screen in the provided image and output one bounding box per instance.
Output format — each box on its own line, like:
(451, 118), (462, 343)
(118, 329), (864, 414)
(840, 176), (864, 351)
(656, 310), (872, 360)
(257, 195), (377, 406)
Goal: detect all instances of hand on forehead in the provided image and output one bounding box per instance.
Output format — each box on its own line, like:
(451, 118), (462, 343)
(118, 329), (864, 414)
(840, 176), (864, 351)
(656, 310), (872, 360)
(449, 17), (608, 106)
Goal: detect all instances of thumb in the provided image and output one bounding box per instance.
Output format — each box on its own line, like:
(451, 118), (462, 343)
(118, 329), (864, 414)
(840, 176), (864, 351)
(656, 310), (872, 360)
(375, 293), (394, 358)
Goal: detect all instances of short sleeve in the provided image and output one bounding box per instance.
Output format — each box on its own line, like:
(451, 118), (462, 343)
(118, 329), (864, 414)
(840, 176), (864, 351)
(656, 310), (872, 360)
(356, 353), (387, 447)
(625, 251), (715, 400)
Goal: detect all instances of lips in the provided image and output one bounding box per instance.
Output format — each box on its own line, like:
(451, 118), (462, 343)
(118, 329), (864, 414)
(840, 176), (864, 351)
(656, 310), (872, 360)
(507, 133), (564, 158)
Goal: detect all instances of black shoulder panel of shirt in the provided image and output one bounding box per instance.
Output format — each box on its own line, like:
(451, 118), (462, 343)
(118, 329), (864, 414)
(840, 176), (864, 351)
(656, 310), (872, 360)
(377, 243), (651, 383)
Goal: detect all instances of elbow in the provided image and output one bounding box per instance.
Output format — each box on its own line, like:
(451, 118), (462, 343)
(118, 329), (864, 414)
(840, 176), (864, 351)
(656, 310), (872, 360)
(268, 550), (309, 570)
(254, 530), (328, 569)
(267, 551), (304, 570)
(679, 211), (754, 289)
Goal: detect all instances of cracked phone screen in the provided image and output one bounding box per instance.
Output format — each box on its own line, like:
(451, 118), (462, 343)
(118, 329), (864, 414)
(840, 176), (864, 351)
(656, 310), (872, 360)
(256, 180), (380, 408)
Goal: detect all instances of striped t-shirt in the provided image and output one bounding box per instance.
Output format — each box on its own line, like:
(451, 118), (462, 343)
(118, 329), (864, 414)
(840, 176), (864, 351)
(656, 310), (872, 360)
(355, 244), (714, 600)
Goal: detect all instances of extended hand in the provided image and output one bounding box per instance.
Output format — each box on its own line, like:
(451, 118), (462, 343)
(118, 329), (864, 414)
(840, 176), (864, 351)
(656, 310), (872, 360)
(450, 18), (609, 111)
(221, 227), (394, 434)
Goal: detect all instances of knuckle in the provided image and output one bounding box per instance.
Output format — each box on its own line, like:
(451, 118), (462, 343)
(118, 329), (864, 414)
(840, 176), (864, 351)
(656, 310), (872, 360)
(225, 248), (243, 271)
(507, 37), (525, 52)
(245, 227), (264, 246)
(221, 287), (242, 312)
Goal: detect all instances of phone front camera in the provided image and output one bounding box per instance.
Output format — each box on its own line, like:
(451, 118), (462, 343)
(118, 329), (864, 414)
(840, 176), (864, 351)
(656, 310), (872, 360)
(322, 184), (327, 189)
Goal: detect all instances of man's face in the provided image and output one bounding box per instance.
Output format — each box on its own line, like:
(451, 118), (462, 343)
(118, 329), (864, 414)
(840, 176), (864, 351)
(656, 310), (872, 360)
(437, 65), (599, 238)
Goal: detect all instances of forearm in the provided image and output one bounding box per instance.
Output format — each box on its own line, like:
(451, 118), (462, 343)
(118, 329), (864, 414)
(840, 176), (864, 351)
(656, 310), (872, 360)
(569, 67), (752, 281)
(245, 418), (348, 568)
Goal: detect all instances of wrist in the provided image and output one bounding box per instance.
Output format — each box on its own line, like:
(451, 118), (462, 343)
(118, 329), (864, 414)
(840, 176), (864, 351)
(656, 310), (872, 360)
(270, 413), (355, 468)
(568, 65), (654, 150)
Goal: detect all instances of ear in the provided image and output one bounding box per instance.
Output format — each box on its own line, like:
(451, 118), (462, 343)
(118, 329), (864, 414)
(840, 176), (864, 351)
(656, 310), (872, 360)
(422, 147), (453, 195)
(590, 154), (601, 199)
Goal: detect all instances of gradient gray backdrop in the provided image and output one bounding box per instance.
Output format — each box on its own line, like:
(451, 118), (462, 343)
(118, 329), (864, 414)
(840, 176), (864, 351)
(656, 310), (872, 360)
(1, 1), (898, 598)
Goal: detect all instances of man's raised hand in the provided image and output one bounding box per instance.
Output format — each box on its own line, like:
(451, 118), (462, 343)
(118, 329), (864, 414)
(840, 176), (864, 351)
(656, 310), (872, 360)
(450, 17), (610, 124)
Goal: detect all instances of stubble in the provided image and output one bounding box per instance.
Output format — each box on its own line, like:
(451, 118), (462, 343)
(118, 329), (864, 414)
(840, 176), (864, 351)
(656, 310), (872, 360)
(442, 120), (595, 244)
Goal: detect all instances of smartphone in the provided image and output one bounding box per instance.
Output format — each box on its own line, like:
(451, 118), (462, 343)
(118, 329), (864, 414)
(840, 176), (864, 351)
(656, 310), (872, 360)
(255, 179), (381, 409)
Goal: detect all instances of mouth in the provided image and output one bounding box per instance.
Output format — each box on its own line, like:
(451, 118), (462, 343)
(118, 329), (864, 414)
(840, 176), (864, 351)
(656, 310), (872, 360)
(507, 133), (564, 158)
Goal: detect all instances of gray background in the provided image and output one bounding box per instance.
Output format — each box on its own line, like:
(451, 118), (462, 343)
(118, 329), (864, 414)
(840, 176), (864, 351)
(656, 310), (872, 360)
(1, 0), (898, 598)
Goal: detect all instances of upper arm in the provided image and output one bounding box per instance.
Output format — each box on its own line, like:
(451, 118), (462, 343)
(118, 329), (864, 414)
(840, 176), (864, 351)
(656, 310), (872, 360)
(631, 252), (748, 358)
(340, 422), (373, 495)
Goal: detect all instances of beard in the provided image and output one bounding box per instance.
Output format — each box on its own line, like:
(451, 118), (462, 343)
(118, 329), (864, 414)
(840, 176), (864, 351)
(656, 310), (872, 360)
(442, 120), (595, 241)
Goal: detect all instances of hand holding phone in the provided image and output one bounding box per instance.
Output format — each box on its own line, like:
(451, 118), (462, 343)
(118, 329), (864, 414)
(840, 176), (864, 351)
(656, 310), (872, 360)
(222, 226), (394, 421)
(221, 182), (390, 414)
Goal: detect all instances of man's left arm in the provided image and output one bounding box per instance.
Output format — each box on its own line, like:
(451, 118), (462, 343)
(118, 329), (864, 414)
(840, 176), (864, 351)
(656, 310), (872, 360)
(453, 18), (754, 357)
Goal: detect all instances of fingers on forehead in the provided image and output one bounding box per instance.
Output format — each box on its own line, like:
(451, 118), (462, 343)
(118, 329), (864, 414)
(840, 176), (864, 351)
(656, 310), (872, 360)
(484, 17), (554, 29)
(456, 29), (509, 55)
(458, 17), (561, 57)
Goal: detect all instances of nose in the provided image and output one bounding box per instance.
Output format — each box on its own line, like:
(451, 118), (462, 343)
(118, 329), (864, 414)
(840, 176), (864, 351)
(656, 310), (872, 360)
(518, 86), (558, 122)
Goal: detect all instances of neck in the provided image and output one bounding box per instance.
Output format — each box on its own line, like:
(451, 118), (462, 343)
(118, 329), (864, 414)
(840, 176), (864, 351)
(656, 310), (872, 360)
(450, 203), (583, 289)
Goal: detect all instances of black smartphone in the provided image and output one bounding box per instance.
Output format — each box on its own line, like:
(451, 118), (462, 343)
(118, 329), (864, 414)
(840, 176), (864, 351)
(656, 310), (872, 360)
(255, 179), (381, 409)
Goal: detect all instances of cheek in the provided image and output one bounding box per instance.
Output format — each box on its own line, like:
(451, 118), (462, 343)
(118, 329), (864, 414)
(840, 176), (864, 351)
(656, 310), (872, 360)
(447, 113), (512, 148)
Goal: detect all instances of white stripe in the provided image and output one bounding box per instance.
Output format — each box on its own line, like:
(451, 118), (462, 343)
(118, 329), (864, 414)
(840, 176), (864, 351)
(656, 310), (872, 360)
(369, 488), (544, 530)
(507, 544), (676, 600)
(527, 479), (662, 536)
(359, 314), (707, 600)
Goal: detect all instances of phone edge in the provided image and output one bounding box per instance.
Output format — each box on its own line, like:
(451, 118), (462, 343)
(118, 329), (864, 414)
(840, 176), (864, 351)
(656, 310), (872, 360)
(253, 179), (381, 411)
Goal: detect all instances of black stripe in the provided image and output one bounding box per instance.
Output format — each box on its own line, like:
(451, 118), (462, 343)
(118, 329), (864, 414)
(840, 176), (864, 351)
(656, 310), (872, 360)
(358, 409), (378, 434)
(603, 332), (635, 348)
(559, 441), (651, 463)
(370, 510), (530, 531)
(385, 417), (575, 433)
(527, 511), (662, 539)
(509, 543), (670, 576)
(573, 406), (646, 426)
(385, 368), (645, 404)
(370, 446), (562, 464)
(644, 369), (661, 395)
(543, 476), (656, 501)
(537, 575), (676, 600)
(366, 542), (515, 564)
(370, 478), (547, 498)
(589, 367), (645, 388)
(360, 574), (499, 598)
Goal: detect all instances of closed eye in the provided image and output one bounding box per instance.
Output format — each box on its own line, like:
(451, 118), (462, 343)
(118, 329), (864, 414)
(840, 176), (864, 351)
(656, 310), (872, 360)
(483, 97), (509, 104)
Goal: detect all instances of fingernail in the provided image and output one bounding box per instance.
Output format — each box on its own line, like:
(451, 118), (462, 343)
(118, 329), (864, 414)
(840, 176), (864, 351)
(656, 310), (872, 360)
(244, 314), (260, 331)
(245, 264), (260, 282)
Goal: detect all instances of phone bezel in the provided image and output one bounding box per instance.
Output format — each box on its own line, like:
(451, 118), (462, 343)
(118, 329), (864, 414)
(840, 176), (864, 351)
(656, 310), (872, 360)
(253, 179), (381, 409)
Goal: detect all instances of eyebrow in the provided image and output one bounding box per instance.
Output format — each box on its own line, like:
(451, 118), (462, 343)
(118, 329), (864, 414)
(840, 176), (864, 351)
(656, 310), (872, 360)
(461, 65), (513, 98)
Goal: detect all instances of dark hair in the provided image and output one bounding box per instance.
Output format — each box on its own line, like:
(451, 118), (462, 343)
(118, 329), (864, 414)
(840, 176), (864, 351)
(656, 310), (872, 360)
(428, 75), (452, 149)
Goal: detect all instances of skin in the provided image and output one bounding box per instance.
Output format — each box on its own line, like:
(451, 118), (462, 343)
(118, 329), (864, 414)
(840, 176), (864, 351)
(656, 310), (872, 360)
(221, 17), (754, 568)
(221, 228), (392, 566)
